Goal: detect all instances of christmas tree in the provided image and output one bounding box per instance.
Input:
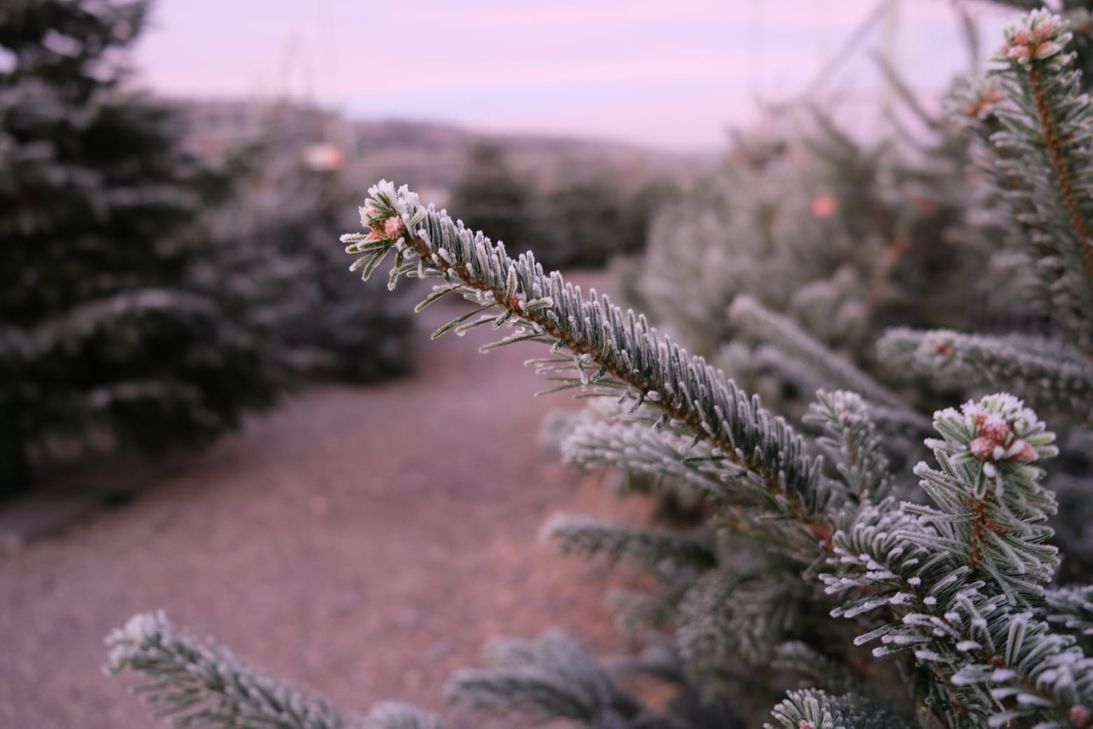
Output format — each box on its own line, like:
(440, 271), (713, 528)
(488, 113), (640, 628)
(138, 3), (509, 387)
(446, 141), (544, 263)
(194, 115), (416, 381)
(0, 0), (276, 496)
(107, 8), (1093, 728)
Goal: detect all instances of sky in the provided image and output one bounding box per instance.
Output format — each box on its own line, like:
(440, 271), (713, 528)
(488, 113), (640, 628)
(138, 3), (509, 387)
(133, 0), (1018, 152)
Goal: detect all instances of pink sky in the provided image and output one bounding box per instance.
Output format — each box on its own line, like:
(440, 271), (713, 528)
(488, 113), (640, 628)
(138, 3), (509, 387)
(134, 0), (1016, 151)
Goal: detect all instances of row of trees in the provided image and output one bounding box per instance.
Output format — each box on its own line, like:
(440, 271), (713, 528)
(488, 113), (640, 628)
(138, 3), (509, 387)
(0, 0), (660, 499)
(0, 0), (414, 497)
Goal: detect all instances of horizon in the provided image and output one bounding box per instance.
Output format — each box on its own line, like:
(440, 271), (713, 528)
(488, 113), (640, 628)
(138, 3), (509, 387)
(134, 0), (1015, 152)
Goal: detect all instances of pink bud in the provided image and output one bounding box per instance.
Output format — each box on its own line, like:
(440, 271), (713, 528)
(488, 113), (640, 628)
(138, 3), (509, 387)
(979, 415), (1011, 443)
(1007, 45), (1031, 61)
(1012, 441), (1038, 463)
(970, 437), (996, 460)
(383, 216), (406, 239)
(360, 202), (382, 224)
(1034, 41), (1058, 59)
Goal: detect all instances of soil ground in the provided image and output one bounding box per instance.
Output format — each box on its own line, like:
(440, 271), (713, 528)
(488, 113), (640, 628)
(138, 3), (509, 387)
(0, 271), (652, 728)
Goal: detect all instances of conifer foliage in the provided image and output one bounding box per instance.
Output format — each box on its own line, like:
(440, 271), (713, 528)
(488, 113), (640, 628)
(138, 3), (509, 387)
(0, 0), (276, 495)
(109, 9), (1093, 729)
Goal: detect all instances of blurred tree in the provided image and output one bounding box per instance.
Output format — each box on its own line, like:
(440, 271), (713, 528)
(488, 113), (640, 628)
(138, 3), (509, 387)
(447, 141), (542, 255)
(202, 137), (416, 381)
(298, 168), (417, 381)
(546, 176), (641, 269)
(449, 143), (667, 270)
(0, 0), (277, 497)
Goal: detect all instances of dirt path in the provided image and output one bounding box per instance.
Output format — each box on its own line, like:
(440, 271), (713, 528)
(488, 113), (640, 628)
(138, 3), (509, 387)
(0, 272), (649, 728)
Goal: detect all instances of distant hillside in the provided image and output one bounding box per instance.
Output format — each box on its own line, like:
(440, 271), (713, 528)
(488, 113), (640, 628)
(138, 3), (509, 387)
(349, 118), (691, 197)
(172, 98), (691, 201)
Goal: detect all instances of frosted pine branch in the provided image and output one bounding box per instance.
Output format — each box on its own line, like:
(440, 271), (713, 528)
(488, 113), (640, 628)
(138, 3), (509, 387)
(445, 632), (669, 728)
(363, 702), (444, 729)
(878, 327), (1093, 417)
(769, 642), (861, 696)
(766, 689), (914, 729)
(677, 570), (806, 670)
(728, 295), (913, 417)
(344, 182), (830, 541)
(342, 180), (1093, 728)
(559, 408), (756, 505)
(105, 611), (354, 728)
(990, 10), (1093, 348)
(804, 390), (892, 502)
(827, 503), (1093, 729)
(1046, 585), (1093, 651)
(817, 395), (1093, 728)
(909, 393), (1059, 603)
(542, 514), (716, 580)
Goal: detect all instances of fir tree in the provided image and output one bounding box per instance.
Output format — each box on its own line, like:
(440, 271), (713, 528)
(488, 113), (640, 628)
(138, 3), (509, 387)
(196, 124), (416, 381)
(0, 0), (277, 496)
(543, 175), (661, 269)
(447, 141), (541, 262)
(108, 9), (1093, 729)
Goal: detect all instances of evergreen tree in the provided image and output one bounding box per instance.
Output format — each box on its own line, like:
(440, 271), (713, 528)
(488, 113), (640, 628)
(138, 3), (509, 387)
(195, 122), (416, 381)
(545, 175), (656, 269)
(448, 142), (661, 271)
(447, 141), (540, 258)
(0, 0), (276, 496)
(107, 8), (1093, 729)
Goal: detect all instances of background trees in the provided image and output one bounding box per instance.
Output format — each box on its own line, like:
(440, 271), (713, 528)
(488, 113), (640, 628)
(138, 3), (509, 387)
(449, 141), (668, 271)
(0, 0), (277, 496)
(0, 1), (419, 498)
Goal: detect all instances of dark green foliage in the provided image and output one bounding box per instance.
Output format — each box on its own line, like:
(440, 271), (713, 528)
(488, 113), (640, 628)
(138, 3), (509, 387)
(766, 689), (914, 729)
(447, 142), (543, 260)
(0, 0), (276, 495)
(199, 138), (416, 381)
(447, 631), (711, 729)
(545, 176), (652, 268)
(105, 612), (445, 729)
(448, 142), (664, 270)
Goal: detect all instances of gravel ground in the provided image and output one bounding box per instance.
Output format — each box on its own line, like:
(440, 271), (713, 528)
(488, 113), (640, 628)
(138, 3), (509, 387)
(0, 272), (650, 728)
